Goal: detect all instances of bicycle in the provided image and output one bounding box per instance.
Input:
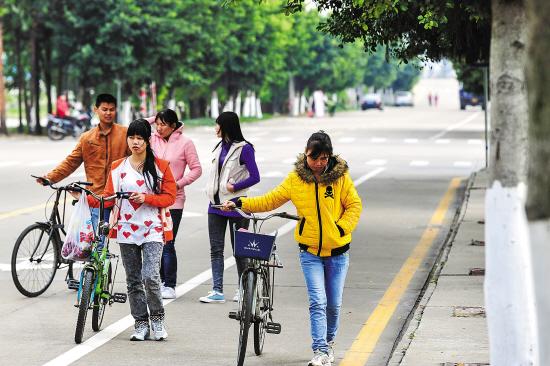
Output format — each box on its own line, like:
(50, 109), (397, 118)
(11, 175), (80, 297)
(69, 182), (129, 344)
(222, 206), (299, 366)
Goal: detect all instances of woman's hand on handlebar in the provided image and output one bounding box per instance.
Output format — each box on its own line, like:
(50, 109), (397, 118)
(68, 190), (81, 200)
(221, 200), (236, 211)
(129, 192), (145, 204)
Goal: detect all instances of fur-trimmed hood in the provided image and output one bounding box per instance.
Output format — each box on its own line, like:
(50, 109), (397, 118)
(294, 153), (348, 185)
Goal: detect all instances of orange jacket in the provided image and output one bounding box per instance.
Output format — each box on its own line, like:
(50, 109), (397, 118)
(46, 124), (129, 194)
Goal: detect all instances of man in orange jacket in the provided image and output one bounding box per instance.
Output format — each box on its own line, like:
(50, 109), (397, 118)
(37, 94), (130, 252)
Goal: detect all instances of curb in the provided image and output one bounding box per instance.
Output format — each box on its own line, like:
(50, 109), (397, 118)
(387, 170), (479, 365)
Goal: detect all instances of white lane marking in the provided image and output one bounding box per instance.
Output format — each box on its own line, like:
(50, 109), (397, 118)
(354, 167), (385, 186)
(338, 137), (356, 143)
(404, 139), (418, 144)
(371, 137), (387, 143)
(264, 171), (285, 178)
(274, 137), (292, 143)
(28, 160), (58, 167)
(365, 159), (387, 166)
(468, 139), (483, 145)
(0, 161), (21, 168)
(410, 161), (429, 167)
(454, 161), (473, 167)
(0, 264), (11, 271)
(435, 139), (450, 144)
(256, 156), (266, 162)
(181, 211), (204, 217)
(283, 158), (295, 164)
(429, 112), (480, 140)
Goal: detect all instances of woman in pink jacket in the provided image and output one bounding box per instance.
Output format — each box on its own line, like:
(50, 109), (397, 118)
(149, 109), (202, 299)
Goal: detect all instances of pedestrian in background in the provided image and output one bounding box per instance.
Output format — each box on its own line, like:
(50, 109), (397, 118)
(200, 111), (260, 303)
(149, 109), (202, 299)
(222, 131), (362, 366)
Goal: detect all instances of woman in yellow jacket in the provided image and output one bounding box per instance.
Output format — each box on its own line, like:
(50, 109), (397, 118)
(223, 131), (362, 366)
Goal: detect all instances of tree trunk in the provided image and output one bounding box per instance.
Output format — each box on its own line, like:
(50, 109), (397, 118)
(0, 20), (7, 135)
(30, 20), (42, 135)
(485, 0), (536, 364)
(525, 0), (550, 362)
(15, 29), (24, 133)
(43, 35), (53, 114)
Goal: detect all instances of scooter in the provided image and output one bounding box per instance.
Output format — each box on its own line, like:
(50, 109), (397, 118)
(47, 111), (91, 141)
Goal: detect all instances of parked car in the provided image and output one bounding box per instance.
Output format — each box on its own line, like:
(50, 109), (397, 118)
(394, 91), (414, 107)
(361, 93), (383, 110)
(459, 90), (485, 110)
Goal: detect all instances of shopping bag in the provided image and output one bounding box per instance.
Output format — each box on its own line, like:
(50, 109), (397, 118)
(61, 192), (94, 261)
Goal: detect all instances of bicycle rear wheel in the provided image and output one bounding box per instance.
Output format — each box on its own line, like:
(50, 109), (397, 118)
(92, 264), (111, 331)
(237, 270), (255, 366)
(75, 269), (94, 344)
(11, 223), (58, 297)
(254, 269), (270, 355)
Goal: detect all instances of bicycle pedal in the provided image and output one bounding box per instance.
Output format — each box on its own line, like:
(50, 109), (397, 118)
(265, 322), (281, 334)
(67, 279), (80, 290)
(112, 293), (127, 303)
(228, 311), (240, 320)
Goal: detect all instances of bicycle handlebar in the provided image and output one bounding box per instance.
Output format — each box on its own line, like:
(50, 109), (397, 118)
(211, 204), (300, 222)
(32, 175), (129, 202)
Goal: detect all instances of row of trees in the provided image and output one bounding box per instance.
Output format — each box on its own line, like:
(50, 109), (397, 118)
(0, 0), (420, 134)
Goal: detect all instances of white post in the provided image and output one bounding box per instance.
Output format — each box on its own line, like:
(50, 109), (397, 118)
(234, 92), (241, 116)
(211, 91), (219, 119)
(255, 98), (262, 119)
(313, 90), (325, 117)
(243, 91), (251, 117)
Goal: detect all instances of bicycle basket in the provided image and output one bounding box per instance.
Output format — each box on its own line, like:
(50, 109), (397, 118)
(234, 230), (276, 261)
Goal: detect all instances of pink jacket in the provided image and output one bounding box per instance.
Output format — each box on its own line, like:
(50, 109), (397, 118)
(149, 124), (202, 209)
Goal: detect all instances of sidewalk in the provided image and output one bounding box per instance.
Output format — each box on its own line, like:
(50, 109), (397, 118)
(389, 169), (489, 366)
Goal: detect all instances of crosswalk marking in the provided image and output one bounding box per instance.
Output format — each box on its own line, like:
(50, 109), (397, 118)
(454, 161), (473, 167)
(435, 139), (450, 144)
(404, 139), (418, 144)
(0, 161), (21, 168)
(410, 160), (429, 166)
(338, 137), (356, 143)
(274, 137), (292, 143)
(468, 139), (483, 145)
(371, 137), (387, 143)
(365, 159), (387, 166)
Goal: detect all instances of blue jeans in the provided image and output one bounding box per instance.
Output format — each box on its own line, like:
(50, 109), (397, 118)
(299, 250), (350, 353)
(160, 209), (183, 289)
(208, 213), (249, 293)
(90, 208), (111, 249)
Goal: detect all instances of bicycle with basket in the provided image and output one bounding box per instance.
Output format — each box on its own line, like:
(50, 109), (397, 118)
(220, 205), (299, 366)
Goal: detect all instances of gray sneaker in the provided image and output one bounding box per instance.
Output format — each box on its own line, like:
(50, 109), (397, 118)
(308, 350), (331, 366)
(150, 316), (168, 341)
(327, 341), (335, 363)
(130, 321), (150, 341)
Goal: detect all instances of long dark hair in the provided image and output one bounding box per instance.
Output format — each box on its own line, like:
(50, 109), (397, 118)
(212, 111), (254, 151)
(127, 119), (160, 194)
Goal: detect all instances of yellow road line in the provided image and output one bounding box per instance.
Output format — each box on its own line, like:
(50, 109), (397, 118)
(340, 177), (462, 366)
(0, 202), (53, 221)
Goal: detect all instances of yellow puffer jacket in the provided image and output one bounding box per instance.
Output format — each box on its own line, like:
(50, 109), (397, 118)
(241, 154), (362, 257)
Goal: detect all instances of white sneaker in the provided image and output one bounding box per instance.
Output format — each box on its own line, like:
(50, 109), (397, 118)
(162, 286), (176, 299)
(150, 318), (168, 341)
(327, 341), (335, 363)
(130, 321), (150, 341)
(199, 290), (226, 303)
(308, 350), (331, 366)
(233, 289), (240, 302)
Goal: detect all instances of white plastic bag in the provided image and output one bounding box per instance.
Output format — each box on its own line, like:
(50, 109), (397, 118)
(61, 192), (94, 261)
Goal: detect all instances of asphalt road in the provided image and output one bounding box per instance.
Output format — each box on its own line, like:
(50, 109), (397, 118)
(0, 105), (485, 366)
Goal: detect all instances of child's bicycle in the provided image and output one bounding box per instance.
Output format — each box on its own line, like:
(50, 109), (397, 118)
(219, 205), (299, 366)
(11, 175), (80, 297)
(68, 182), (130, 344)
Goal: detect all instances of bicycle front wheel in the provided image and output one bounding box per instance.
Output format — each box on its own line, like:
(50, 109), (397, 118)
(92, 264), (112, 331)
(11, 223), (58, 297)
(237, 270), (255, 366)
(75, 269), (94, 344)
(254, 269), (270, 355)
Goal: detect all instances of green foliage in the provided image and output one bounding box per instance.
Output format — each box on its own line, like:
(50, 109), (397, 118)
(283, 0), (491, 64)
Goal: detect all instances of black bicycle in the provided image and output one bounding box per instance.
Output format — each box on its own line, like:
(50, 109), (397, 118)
(11, 175), (82, 297)
(224, 206), (299, 366)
